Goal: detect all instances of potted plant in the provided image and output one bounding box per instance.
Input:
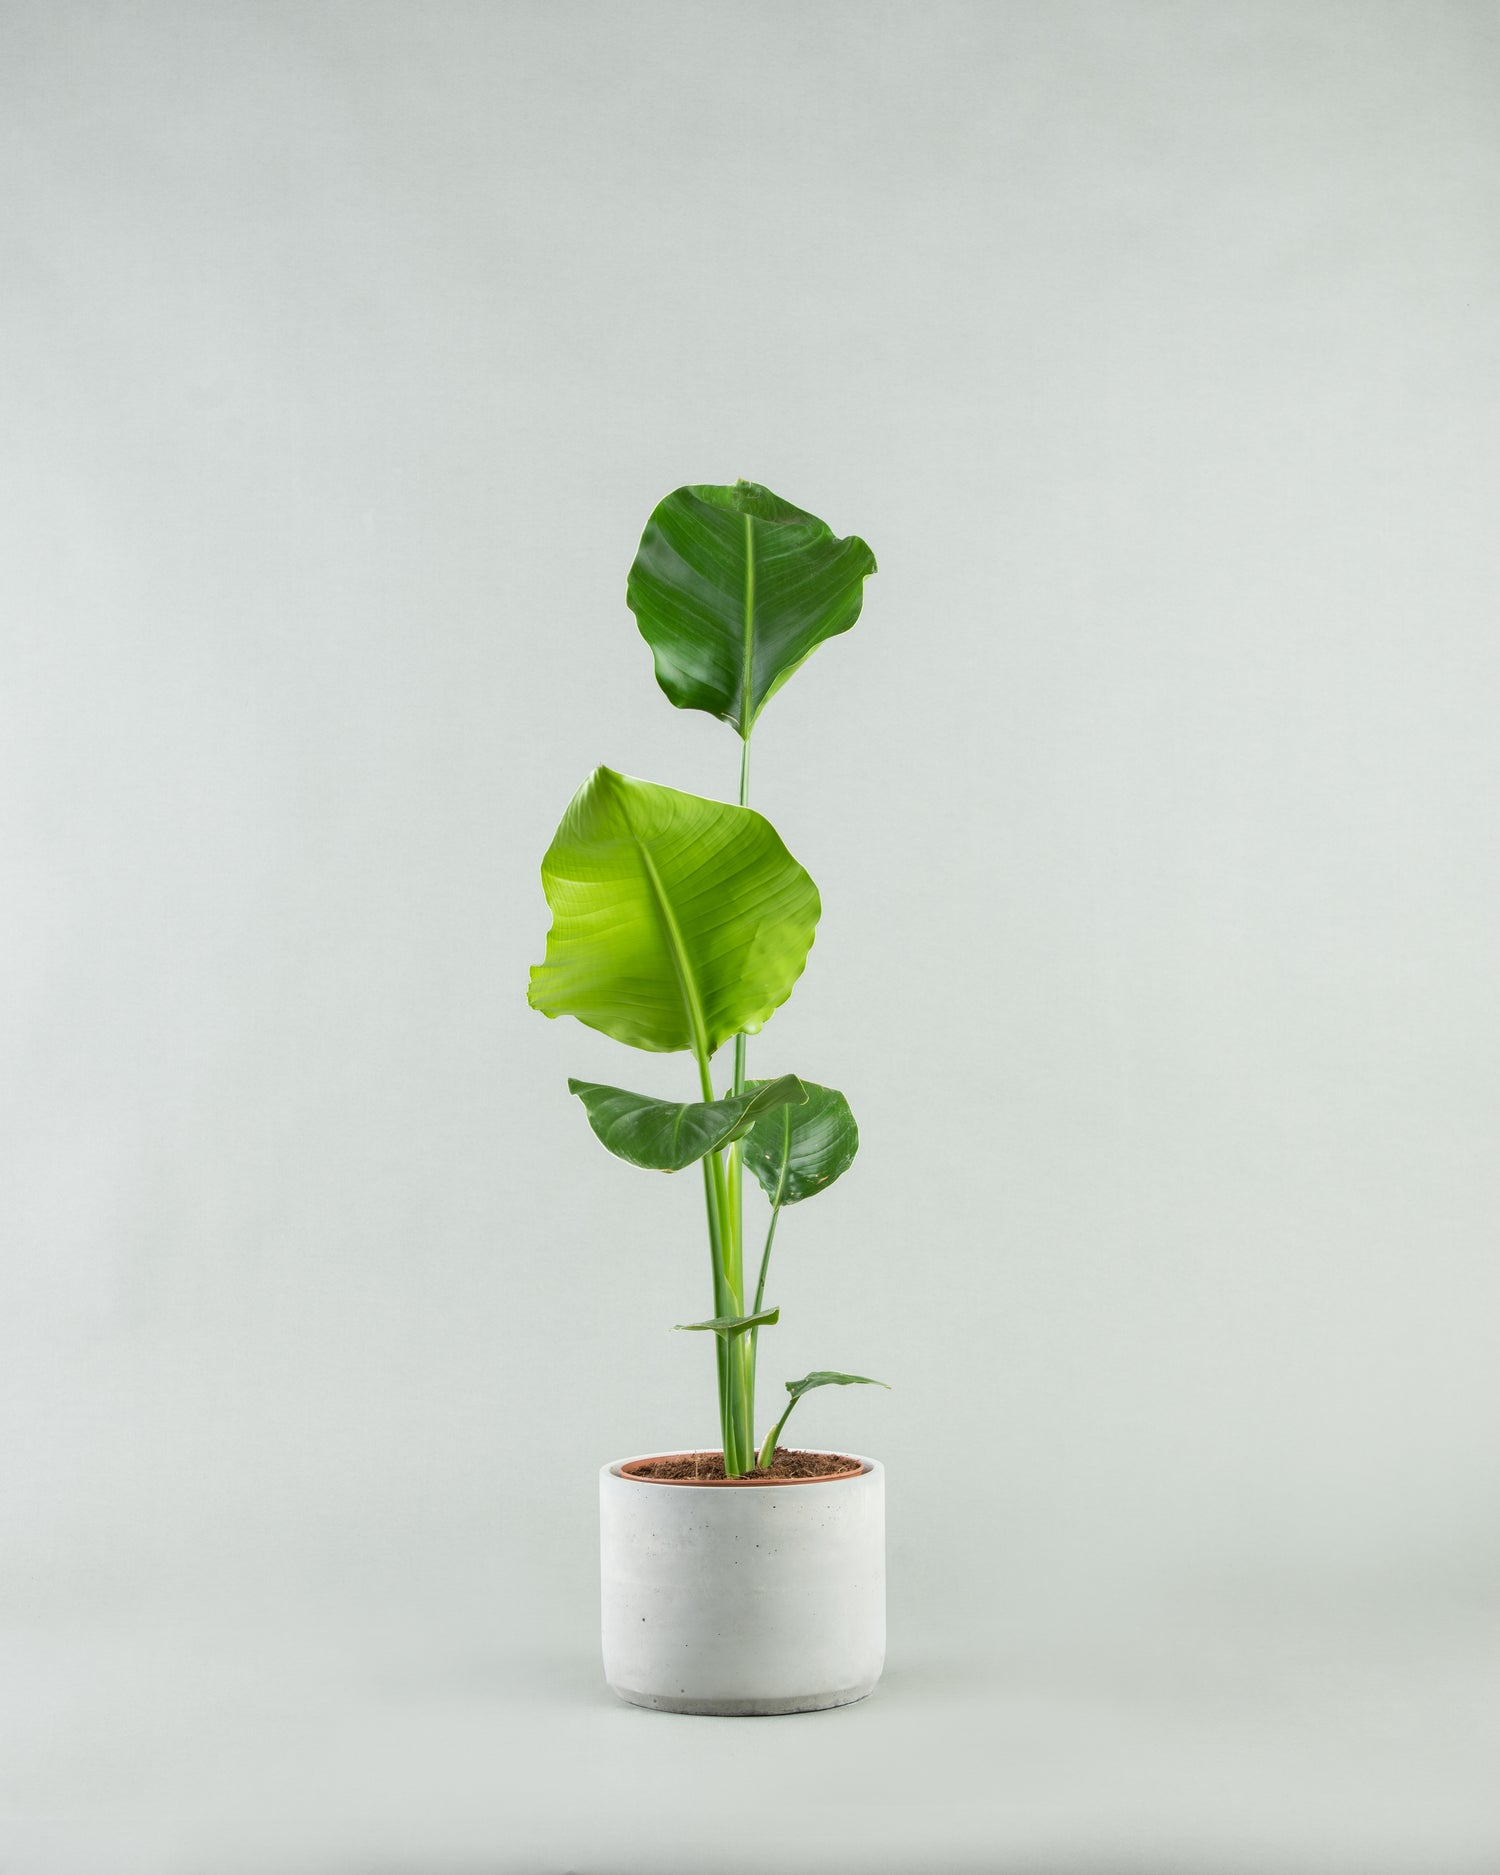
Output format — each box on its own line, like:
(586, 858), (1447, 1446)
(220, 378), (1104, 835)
(528, 480), (888, 1715)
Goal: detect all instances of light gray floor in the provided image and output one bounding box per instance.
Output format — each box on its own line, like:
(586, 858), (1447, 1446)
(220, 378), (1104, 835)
(7, 1591), (1499, 1874)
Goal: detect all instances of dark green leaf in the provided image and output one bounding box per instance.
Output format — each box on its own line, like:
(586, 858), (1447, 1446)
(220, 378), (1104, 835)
(568, 1074), (806, 1172)
(626, 481), (876, 736)
(527, 768), (819, 1056)
(741, 1079), (859, 1205)
(675, 1308), (781, 1338)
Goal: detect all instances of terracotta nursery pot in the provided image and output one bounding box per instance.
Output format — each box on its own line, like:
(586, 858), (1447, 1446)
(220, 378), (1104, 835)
(599, 1451), (885, 1716)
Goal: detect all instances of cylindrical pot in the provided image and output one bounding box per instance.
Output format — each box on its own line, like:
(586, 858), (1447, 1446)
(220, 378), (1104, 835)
(599, 1452), (885, 1716)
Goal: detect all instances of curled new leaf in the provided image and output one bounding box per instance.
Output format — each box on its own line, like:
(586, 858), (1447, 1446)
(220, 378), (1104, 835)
(627, 481), (876, 736)
(674, 1308), (780, 1339)
(527, 768), (820, 1056)
(568, 1074), (806, 1172)
(742, 1079), (859, 1205)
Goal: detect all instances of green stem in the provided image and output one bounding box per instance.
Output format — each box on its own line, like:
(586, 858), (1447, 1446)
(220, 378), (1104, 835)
(752, 1200), (782, 1319)
(758, 1392), (799, 1471)
(717, 1159), (749, 1475)
(720, 1159), (751, 1473)
(729, 725), (757, 1465)
(747, 1109), (788, 1444)
(730, 1334), (755, 1473)
(701, 1158), (730, 1447)
(693, 1042), (745, 1471)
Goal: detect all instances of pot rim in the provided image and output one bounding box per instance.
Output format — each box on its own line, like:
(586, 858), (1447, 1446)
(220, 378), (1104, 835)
(605, 1450), (880, 1488)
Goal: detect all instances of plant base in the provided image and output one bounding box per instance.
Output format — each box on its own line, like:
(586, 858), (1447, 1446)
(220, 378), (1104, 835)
(620, 1447), (862, 1484)
(600, 1452), (885, 1717)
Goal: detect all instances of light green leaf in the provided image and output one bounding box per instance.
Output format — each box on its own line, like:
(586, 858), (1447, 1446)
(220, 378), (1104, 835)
(758, 1367), (889, 1468)
(742, 1079), (859, 1205)
(528, 768), (820, 1055)
(783, 1369), (889, 1402)
(675, 1308), (780, 1338)
(568, 1073), (806, 1172)
(626, 481), (876, 736)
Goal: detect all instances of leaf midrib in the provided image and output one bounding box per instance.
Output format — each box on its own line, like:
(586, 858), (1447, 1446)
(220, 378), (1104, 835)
(773, 1104), (792, 1205)
(739, 511), (755, 736)
(631, 825), (715, 1068)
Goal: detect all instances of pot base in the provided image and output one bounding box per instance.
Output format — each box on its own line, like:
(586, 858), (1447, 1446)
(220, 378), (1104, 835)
(608, 1679), (878, 1717)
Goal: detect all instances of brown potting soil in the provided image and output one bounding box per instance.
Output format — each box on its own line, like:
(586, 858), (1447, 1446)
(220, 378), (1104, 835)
(622, 1448), (862, 1484)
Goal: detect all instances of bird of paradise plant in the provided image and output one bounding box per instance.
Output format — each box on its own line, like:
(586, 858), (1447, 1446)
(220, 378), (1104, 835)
(528, 481), (886, 1475)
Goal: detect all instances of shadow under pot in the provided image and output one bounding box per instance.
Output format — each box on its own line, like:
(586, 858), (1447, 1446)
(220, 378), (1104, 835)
(598, 1451), (885, 1716)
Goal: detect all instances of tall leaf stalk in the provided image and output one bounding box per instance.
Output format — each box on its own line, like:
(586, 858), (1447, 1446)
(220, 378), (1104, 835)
(708, 508), (767, 1470)
(709, 720), (756, 1471)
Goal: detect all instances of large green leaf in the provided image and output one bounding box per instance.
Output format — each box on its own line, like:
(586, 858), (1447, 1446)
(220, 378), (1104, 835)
(568, 1073), (806, 1172)
(528, 768), (820, 1056)
(741, 1079), (859, 1205)
(626, 481), (876, 736)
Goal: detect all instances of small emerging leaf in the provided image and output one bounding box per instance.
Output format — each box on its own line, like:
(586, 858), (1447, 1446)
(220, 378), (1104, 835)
(569, 1074), (806, 1172)
(758, 1366), (889, 1469)
(784, 1370), (889, 1402)
(675, 1308), (780, 1339)
(742, 1079), (859, 1206)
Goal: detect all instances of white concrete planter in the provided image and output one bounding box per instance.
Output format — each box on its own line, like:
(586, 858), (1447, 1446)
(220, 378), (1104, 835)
(599, 1452), (885, 1716)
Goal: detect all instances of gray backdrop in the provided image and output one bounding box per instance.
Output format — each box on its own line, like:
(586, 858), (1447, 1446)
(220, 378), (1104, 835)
(4, 4), (1499, 1870)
